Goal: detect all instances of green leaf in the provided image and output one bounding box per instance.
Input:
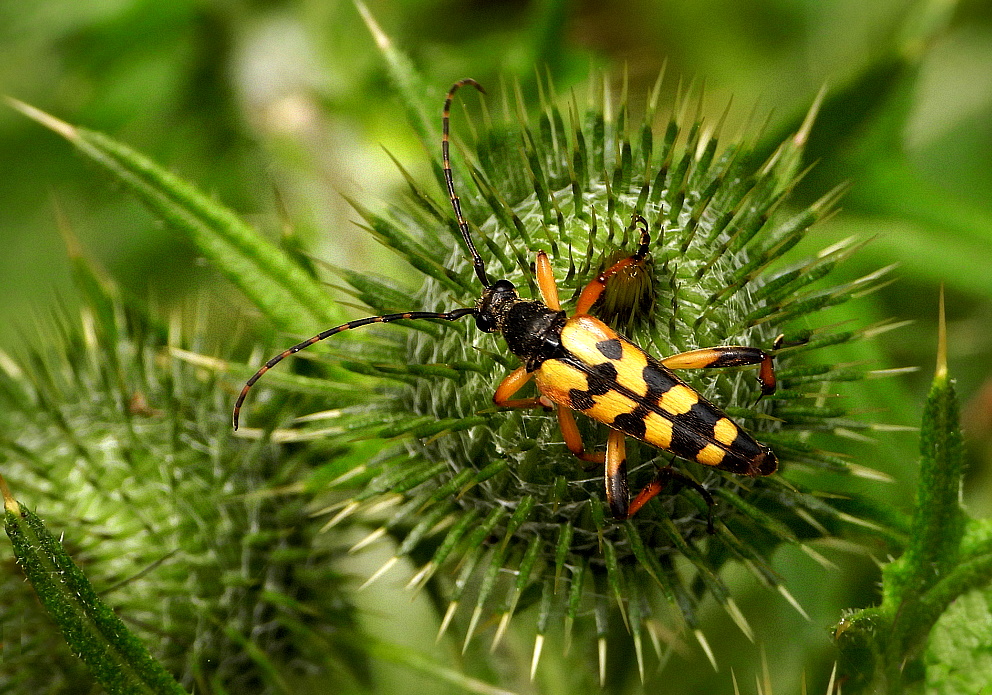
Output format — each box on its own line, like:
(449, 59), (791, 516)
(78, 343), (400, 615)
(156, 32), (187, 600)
(6, 98), (342, 338)
(892, 314), (966, 599)
(925, 588), (992, 695)
(2, 485), (188, 695)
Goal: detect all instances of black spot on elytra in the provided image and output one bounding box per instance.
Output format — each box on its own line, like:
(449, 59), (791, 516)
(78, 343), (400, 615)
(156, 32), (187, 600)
(613, 410), (647, 439)
(569, 389), (594, 411)
(669, 423), (706, 461)
(587, 362), (618, 395)
(686, 400), (721, 429)
(596, 338), (623, 360)
(642, 360), (679, 403)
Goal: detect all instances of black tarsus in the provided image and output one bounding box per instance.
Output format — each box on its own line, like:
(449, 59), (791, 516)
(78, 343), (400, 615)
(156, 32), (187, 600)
(629, 214), (650, 262)
(656, 466), (717, 534)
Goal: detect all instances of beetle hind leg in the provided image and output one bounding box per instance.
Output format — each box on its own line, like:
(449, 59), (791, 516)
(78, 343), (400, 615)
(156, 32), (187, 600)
(626, 466), (716, 531)
(660, 345), (778, 397)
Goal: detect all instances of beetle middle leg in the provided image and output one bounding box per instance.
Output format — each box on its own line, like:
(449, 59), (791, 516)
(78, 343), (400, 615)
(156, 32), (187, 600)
(493, 366), (605, 463)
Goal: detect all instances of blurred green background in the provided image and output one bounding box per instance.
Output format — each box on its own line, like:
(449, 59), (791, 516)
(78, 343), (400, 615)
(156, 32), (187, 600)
(2, 0), (991, 692)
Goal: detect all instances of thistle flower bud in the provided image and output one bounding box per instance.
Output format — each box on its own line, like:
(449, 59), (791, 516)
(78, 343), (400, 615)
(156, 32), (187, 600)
(320, 75), (893, 674)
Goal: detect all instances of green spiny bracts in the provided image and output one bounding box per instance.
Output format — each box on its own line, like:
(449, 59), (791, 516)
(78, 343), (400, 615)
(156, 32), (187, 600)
(313, 75), (895, 677)
(0, 259), (369, 694)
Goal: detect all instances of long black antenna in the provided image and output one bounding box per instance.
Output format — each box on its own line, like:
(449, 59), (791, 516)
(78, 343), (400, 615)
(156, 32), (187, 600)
(233, 308), (476, 430)
(442, 78), (490, 289)
(233, 81), (492, 430)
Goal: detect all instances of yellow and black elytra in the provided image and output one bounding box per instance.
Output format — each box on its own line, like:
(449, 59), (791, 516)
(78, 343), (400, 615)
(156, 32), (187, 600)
(234, 78), (781, 520)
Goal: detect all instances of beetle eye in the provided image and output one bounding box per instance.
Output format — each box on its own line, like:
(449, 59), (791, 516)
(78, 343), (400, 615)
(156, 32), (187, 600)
(475, 314), (497, 333)
(493, 279), (515, 297)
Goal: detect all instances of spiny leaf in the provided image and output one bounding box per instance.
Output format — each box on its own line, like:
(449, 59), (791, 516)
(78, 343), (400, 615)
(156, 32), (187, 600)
(6, 98), (342, 339)
(2, 484), (189, 695)
(896, 303), (965, 594)
(353, 0), (434, 147)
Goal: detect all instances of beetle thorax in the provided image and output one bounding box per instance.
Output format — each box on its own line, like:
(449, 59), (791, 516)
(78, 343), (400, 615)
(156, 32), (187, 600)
(475, 279), (567, 371)
(501, 302), (568, 371)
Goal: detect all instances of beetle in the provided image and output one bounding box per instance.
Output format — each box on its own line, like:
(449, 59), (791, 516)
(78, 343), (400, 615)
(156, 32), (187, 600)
(234, 78), (781, 520)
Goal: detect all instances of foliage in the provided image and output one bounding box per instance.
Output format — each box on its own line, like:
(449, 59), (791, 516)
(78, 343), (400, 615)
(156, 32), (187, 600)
(836, 295), (992, 694)
(2, 0), (991, 693)
(0, 252), (369, 693)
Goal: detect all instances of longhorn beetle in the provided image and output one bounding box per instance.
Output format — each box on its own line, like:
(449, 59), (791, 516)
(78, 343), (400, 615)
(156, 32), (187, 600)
(234, 78), (782, 520)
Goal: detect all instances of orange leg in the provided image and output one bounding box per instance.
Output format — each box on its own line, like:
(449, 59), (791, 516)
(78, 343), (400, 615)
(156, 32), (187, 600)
(603, 430), (630, 519)
(660, 345), (777, 397)
(626, 466), (715, 530)
(493, 366), (551, 409)
(494, 367), (605, 463)
(534, 250), (561, 311)
(556, 405), (605, 463)
(575, 214), (651, 315)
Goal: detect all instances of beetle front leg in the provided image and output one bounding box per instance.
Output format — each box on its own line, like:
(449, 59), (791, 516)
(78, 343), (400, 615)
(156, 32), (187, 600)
(493, 366), (552, 409)
(534, 250), (562, 312)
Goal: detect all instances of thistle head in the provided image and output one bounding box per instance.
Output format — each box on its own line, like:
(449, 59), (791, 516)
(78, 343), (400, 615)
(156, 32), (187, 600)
(310, 74), (894, 673)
